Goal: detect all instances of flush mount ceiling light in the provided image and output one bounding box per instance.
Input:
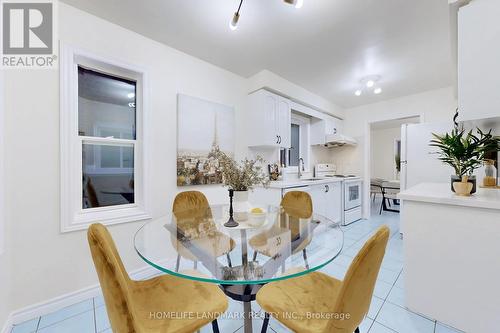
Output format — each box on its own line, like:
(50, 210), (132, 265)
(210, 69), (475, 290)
(354, 75), (383, 96)
(230, 0), (303, 31)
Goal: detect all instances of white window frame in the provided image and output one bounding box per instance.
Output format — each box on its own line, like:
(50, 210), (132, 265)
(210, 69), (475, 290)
(284, 113), (310, 174)
(60, 44), (151, 233)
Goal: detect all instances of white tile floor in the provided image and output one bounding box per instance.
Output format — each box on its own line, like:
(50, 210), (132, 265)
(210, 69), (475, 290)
(10, 198), (464, 333)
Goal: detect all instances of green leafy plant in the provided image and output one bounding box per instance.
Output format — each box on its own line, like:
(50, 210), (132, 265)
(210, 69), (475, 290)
(430, 126), (499, 178)
(216, 152), (269, 191)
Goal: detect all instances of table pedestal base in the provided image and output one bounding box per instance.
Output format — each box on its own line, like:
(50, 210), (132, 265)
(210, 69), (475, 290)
(221, 284), (264, 333)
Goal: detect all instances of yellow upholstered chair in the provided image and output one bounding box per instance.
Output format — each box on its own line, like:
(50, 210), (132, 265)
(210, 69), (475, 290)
(88, 223), (228, 333)
(256, 225), (390, 333)
(172, 191), (235, 271)
(250, 191), (313, 267)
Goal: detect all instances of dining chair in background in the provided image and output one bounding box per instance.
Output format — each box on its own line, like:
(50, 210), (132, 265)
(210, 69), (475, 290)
(87, 223), (228, 333)
(172, 191), (236, 271)
(256, 225), (390, 333)
(250, 191), (313, 269)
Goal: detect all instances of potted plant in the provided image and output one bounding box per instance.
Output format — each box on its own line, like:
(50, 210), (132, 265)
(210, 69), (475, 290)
(430, 120), (499, 195)
(216, 152), (269, 219)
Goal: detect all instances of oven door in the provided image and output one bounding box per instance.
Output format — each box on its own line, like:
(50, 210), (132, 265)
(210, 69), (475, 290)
(344, 180), (362, 210)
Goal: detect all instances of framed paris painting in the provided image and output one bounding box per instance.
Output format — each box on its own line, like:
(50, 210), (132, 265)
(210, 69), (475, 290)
(176, 94), (235, 186)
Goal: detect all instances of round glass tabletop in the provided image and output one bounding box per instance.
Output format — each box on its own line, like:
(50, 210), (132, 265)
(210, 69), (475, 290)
(134, 204), (344, 285)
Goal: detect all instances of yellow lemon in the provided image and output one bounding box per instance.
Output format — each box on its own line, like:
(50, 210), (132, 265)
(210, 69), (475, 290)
(251, 207), (264, 214)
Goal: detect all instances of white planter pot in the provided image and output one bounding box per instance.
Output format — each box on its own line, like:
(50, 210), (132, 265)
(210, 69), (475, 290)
(233, 190), (252, 221)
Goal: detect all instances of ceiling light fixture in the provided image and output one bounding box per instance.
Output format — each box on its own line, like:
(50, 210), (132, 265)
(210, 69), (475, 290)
(284, 0), (304, 8)
(127, 92), (135, 99)
(354, 75), (383, 97)
(230, 0), (303, 31)
(229, 0), (243, 31)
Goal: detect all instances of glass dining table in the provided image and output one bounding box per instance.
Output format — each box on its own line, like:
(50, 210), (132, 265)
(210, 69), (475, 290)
(134, 203), (344, 333)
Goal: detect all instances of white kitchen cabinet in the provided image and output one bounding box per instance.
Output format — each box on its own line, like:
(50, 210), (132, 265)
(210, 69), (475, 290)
(250, 182), (342, 223)
(458, 0), (500, 121)
(308, 184), (326, 217)
(324, 182), (342, 223)
(310, 116), (344, 145)
(308, 182), (342, 223)
(247, 89), (291, 148)
(277, 97), (291, 148)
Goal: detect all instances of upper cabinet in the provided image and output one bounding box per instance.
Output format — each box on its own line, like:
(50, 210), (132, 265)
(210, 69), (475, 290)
(247, 89), (291, 148)
(458, 0), (500, 121)
(310, 117), (343, 145)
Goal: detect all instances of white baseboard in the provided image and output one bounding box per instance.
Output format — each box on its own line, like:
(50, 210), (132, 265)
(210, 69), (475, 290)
(1, 314), (13, 333)
(2, 263), (164, 332)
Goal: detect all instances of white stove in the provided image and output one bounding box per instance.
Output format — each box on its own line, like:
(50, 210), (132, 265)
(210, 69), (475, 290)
(315, 164), (363, 225)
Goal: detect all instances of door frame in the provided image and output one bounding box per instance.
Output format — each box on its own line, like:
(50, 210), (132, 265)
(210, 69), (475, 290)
(362, 114), (423, 218)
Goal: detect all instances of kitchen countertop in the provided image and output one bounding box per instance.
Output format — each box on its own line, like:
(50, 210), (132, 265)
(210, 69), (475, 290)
(398, 182), (500, 210)
(266, 177), (344, 189)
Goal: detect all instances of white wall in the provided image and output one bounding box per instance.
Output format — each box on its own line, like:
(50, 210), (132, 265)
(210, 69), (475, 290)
(371, 127), (401, 181)
(2, 2), (250, 314)
(1, 3), (341, 320)
(329, 87), (456, 218)
(0, 70), (11, 329)
(247, 70), (344, 119)
(331, 87), (457, 176)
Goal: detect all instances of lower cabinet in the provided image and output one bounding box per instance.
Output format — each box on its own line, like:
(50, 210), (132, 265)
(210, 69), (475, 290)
(309, 182), (342, 223)
(250, 182), (342, 223)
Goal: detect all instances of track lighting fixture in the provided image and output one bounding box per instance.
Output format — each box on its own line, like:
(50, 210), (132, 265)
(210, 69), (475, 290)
(229, 0), (303, 31)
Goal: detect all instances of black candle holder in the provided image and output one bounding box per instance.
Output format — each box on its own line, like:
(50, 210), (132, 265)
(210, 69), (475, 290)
(224, 189), (239, 227)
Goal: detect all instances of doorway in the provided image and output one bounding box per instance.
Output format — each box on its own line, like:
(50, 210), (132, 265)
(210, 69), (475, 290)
(364, 116), (420, 217)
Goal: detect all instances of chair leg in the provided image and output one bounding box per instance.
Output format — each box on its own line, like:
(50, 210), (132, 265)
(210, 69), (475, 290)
(379, 199), (383, 215)
(261, 313), (270, 333)
(354, 327), (360, 333)
(226, 253), (233, 267)
(175, 254), (181, 272)
(211, 319), (220, 333)
(303, 249), (310, 269)
(252, 251), (258, 262)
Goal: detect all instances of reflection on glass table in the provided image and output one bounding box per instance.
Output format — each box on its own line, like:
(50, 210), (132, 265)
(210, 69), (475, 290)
(134, 204), (343, 333)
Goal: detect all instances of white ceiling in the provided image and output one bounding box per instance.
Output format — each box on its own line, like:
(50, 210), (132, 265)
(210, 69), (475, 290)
(61, 0), (454, 108)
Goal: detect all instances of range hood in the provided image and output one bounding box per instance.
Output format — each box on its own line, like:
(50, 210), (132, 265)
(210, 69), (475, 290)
(324, 133), (357, 147)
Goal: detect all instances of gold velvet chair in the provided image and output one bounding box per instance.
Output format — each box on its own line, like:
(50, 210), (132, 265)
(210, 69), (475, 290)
(88, 223), (228, 333)
(256, 225), (390, 333)
(172, 191), (236, 271)
(250, 191), (313, 268)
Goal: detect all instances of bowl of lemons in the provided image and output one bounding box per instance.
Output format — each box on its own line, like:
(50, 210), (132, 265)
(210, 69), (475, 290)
(248, 207), (267, 227)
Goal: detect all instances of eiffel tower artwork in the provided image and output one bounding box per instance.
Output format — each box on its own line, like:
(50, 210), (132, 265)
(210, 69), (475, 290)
(176, 95), (235, 186)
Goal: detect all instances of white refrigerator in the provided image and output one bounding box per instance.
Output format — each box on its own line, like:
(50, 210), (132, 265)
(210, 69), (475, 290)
(400, 122), (454, 191)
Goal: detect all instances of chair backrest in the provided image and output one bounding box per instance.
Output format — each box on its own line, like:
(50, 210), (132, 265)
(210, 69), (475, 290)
(328, 226), (390, 332)
(281, 191), (313, 219)
(87, 223), (138, 333)
(172, 191), (213, 231)
(85, 177), (99, 208)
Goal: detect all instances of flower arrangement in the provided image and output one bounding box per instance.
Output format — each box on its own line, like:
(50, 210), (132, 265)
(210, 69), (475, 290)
(216, 152), (269, 191)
